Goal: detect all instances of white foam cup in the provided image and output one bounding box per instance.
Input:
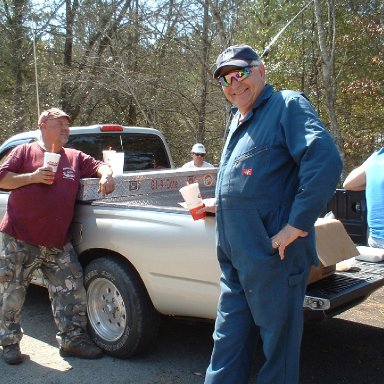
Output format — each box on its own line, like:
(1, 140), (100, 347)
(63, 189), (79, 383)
(102, 150), (116, 164)
(179, 183), (206, 220)
(110, 152), (125, 176)
(43, 152), (61, 172)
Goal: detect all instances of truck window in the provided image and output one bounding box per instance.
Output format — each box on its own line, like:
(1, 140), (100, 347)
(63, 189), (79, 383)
(66, 133), (171, 171)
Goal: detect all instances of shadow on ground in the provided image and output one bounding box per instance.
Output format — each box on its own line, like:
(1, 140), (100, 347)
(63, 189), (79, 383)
(1, 285), (382, 384)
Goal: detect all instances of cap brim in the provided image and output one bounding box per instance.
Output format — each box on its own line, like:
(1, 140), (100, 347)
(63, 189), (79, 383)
(38, 114), (70, 126)
(213, 59), (251, 78)
(56, 114), (70, 120)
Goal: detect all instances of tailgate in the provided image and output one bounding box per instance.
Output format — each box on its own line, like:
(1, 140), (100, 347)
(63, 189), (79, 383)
(304, 260), (384, 319)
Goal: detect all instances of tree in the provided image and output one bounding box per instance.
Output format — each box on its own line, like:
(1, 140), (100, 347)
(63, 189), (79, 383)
(1, 0), (30, 133)
(314, 0), (343, 159)
(0, 0), (382, 171)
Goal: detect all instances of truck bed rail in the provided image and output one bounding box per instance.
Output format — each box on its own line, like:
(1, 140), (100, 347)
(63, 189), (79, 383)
(78, 168), (218, 201)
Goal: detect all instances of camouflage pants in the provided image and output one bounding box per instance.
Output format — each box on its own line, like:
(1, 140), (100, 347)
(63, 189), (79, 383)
(0, 233), (88, 347)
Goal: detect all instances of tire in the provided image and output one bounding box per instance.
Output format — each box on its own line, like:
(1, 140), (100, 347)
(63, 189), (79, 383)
(84, 256), (160, 358)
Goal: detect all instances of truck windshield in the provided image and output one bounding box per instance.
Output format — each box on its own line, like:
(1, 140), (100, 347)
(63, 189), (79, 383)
(66, 133), (171, 171)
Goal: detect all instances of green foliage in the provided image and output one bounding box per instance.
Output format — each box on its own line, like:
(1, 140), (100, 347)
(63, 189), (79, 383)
(0, 0), (382, 171)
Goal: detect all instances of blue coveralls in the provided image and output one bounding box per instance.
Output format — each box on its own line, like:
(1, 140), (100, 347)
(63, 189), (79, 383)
(204, 84), (343, 384)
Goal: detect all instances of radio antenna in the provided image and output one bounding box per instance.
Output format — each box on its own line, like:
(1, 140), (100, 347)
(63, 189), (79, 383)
(261, 0), (315, 58)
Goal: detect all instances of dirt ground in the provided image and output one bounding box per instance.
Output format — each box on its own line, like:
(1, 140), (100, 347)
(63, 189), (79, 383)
(1, 285), (383, 384)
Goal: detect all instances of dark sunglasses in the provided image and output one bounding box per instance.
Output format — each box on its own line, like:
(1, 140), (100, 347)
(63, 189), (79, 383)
(218, 67), (254, 87)
(193, 153), (205, 157)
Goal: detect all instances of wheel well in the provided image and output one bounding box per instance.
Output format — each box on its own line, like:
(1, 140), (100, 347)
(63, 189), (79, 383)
(78, 248), (145, 292)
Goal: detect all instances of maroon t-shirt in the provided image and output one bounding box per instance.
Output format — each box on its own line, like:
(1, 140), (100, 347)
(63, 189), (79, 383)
(0, 142), (103, 248)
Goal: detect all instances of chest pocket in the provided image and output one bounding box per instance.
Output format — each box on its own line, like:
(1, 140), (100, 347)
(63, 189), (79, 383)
(228, 146), (272, 198)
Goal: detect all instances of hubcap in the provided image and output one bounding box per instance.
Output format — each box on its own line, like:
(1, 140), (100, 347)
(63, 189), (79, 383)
(87, 278), (127, 342)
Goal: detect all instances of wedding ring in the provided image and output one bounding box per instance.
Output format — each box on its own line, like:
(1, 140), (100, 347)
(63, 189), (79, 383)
(274, 241), (281, 248)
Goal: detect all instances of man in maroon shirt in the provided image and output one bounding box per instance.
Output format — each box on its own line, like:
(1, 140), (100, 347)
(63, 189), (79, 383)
(0, 108), (115, 364)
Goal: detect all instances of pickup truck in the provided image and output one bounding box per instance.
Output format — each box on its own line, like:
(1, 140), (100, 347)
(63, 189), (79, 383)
(0, 125), (383, 359)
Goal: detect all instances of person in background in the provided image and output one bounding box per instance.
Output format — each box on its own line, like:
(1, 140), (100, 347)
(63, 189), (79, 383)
(202, 44), (342, 384)
(181, 143), (214, 169)
(343, 147), (384, 249)
(0, 108), (115, 365)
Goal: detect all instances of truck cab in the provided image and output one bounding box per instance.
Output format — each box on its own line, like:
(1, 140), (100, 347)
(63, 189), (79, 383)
(0, 124), (174, 171)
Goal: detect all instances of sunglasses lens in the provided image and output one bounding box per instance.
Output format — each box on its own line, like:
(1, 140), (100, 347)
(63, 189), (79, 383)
(219, 68), (251, 87)
(218, 77), (230, 87)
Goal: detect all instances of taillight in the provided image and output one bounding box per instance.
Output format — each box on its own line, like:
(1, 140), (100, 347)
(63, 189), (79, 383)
(99, 125), (124, 132)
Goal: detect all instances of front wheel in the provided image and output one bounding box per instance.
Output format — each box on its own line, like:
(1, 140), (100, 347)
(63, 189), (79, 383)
(84, 256), (160, 358)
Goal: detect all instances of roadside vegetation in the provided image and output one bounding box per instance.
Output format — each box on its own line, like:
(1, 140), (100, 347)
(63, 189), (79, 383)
(0, 0), (382, 172)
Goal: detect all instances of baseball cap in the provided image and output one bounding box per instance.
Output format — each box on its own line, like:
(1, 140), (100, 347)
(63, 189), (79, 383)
(191, 143), (206, 154)
(38, 108), (70, 126)
(213, 44), (261, 79)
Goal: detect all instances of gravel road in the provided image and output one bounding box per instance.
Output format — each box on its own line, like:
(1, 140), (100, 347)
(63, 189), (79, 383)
(1, 284), (383, 384)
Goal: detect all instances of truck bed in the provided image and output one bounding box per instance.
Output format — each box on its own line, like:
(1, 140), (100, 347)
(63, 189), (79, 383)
(79, 174), (384, 321)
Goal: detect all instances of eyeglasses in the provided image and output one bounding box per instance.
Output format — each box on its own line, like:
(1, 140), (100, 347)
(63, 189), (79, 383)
(218, 67), (254, 87)
(193, 153), (205, 157)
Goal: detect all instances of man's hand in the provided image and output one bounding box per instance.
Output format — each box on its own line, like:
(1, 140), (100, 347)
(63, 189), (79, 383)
(196, 198), (217, 215)
(271, 224), (308, 260)
(31, 166), (56, 185)
(98, 173), (115, 196)
(0, 167), (56, 189)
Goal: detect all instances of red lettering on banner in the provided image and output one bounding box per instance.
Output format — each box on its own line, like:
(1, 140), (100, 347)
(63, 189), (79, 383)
(151, 178), (179, 190)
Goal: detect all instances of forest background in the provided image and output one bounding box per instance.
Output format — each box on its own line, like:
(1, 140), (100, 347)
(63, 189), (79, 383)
(0, 0), (382, 175)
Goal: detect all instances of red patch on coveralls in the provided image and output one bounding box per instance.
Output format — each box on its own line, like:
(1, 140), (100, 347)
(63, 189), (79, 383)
(242, 168), (253, 176)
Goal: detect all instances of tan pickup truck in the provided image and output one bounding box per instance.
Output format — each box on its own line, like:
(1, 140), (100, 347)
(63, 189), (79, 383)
(1, 125), (383, 359)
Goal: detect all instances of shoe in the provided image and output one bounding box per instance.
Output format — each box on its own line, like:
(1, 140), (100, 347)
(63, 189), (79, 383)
(3, 343), (23, 365)
(59, 335), (103, 359)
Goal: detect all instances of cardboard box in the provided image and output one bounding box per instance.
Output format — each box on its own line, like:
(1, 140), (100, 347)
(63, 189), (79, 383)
(307, 218), (359, 285)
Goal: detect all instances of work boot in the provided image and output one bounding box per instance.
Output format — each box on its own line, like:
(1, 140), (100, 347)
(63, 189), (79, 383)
(59, 334), (103, 359)
(2, 343), (23, 365)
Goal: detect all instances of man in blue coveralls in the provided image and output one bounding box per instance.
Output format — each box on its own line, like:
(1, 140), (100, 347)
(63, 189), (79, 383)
(202, 45), (343, 384)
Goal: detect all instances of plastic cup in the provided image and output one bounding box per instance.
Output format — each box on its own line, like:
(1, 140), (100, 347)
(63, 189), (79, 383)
(110, 152), (125, 176)
(179, 183), (206, 220)
(102, 150), (116, 164)
(43, 152), (61, 172)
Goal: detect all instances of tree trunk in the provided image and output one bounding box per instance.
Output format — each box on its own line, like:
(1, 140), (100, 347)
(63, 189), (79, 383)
(197, 0), (210, 143)
(60, 0), (79, 117)
(7, 0), (27, 132)
(313, 0), (344, 160)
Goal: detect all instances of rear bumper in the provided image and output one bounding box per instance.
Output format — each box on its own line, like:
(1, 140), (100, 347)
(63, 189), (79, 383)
(304, 260), (384, 320)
